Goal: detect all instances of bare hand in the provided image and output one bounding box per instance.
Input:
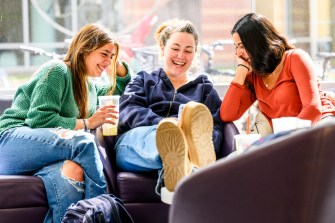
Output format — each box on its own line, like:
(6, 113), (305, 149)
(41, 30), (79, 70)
(326, 91), (335, 106)
(233, 55), (251, 85)
(86, 105), (119, 129)
(235, 55), (251, 71)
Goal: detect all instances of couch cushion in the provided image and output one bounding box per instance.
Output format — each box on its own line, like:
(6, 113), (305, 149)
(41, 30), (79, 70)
(0, 175), (49, 223)
(0, 175), (48, 208)
(117, 171), (161, 203)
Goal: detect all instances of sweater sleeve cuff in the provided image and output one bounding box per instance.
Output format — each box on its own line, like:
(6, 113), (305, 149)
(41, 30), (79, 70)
(231, 81), (245, 88)
(116, 61), (133, 84)
(57, 117), (77, 130)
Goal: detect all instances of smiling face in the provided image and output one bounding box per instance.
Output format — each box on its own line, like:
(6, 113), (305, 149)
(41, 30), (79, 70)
(161, 32), (196, 78)
(84, 43), (117, 77)
(232, 32), (250, 62)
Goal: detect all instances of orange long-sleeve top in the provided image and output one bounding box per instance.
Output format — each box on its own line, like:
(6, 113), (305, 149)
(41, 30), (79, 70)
(220, 49), (335, 125)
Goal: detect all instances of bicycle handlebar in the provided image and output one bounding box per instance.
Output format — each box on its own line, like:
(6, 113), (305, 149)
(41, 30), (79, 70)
(201, 39), (234, 54)
(211, 39), (233, 47)
(317, 52), (335, 59)
(20, 45), (64, 59)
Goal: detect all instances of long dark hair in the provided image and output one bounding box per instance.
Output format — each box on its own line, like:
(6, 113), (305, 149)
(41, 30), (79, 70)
(231, 13), (294, 75)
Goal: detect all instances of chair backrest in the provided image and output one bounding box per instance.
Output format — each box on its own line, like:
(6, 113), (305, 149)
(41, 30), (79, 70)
(0, 97), (13, 115)
(219, 121), (239, 158)
(169, 119), (335, 223)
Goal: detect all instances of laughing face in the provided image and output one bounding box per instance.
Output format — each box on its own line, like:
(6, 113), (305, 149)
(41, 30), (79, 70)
(84, 43), (117, 77)
(161, 32), (196, 78)
(232, 32), (250, 63)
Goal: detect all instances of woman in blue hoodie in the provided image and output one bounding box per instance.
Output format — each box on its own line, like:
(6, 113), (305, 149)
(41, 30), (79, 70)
(115, 19), (223, 192)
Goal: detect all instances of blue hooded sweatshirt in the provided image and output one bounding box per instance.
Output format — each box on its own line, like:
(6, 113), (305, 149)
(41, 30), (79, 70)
(118, 68), (223, 155)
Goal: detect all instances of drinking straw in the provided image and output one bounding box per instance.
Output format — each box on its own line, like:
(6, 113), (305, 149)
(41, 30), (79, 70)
(246, 114), (251, 134)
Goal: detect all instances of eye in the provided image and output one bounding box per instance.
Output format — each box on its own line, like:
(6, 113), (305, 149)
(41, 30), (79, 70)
(101, 53), (107, 57)
(235, 45), (244, 50)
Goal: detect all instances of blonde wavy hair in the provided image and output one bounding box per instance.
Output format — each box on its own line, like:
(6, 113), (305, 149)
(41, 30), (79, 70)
(154, 19), (199, 52)
(63, 24), (119, 118)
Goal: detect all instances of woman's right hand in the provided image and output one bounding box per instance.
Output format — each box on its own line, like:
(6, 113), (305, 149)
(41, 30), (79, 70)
(86, 105), (118, 129)
(233, 55), (251, 85)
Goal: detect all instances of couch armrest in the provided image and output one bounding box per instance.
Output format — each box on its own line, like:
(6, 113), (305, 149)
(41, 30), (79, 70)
(92, 127), (118, 194)
(218, 121), (239, 158)
(0, 97), (13, 115)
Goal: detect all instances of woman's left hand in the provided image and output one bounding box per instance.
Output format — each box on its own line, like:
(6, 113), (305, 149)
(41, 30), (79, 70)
(236, 55), (252, 71)
(115, 60), (127, 77)
(326, 91), (335, 106)
(233, 55), (251, 85)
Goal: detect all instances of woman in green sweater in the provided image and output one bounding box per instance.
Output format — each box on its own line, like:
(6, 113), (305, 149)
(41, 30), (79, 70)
(0, 24), (132, 223)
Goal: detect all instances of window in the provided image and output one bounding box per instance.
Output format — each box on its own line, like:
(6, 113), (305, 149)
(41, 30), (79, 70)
(0, 0), (334, 92)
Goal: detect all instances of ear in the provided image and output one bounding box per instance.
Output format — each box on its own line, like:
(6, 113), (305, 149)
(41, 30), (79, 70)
(160, 44), (164, 56)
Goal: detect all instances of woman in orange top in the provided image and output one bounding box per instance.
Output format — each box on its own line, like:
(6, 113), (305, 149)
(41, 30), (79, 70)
(220, 13), (335, 134)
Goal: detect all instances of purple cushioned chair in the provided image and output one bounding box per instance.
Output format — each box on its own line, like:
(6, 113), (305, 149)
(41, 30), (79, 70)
(169, 119), (335, 223)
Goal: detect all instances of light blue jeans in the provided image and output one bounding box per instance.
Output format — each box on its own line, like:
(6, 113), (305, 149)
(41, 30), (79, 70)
(115, 125), (162, 172)
(0, 127), (106, 223)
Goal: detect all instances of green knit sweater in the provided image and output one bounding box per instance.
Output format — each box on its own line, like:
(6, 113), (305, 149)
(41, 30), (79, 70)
(0, 60), (132, 134)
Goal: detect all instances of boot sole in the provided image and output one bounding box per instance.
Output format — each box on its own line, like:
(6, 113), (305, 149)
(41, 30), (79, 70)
(156, 118), (188, 191)
(181, 101), (216, 168)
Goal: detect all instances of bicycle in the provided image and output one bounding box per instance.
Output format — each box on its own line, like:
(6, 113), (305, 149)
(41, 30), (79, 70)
(19, 45), (65, 60)
(316, 51), (335, 81)
(200, 39), (235, 83)
(130, 45), (161, 74)
(18, 45), (119, 85)
(0, 46), (65, 90)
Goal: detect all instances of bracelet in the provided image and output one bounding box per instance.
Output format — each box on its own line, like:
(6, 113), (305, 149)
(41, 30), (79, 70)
(83, 119), (89, 132)
(237, 64), (250, 71)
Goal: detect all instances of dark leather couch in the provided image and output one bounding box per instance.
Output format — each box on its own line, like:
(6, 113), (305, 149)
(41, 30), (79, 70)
(0, 97), (239, 223)
(169, 119), (335, 223)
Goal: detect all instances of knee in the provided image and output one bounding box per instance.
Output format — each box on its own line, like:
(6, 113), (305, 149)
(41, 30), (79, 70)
(61, 160), (84, 182)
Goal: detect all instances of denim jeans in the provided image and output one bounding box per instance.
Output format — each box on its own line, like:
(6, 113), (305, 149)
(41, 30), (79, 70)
(0, 127), (106, 223)
(115, 125), (162, 172)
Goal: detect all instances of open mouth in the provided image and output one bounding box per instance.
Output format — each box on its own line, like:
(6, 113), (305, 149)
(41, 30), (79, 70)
(173, 61), (186, 66)
(97, 64), (105, 72)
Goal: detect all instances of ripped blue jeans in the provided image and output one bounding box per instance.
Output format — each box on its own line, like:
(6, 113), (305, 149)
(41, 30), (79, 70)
(0, 127), (106, 223)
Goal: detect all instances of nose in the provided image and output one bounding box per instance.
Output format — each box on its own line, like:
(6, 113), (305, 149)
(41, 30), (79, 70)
(105, 58), (112, 67)
(235, 47), (243, 56)
(177, 51), (185, 58)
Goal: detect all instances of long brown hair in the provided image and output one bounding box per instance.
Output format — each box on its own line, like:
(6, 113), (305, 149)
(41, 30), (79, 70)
(63, 24), (119, 118)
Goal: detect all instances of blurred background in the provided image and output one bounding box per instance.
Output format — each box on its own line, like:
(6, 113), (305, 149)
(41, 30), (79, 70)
(0, 0), (334, 90)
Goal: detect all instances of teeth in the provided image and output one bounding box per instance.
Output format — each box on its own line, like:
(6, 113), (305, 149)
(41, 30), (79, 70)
(98, 65), (104, 71)
(174, 61), (185, 65)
